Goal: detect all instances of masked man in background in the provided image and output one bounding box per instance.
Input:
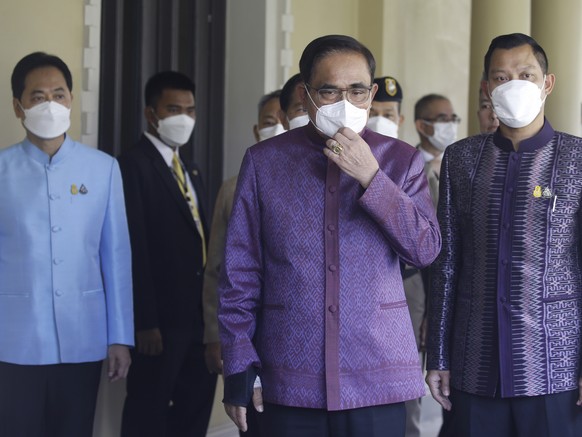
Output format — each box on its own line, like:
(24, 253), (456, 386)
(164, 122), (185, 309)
(119, 71), (216, 437)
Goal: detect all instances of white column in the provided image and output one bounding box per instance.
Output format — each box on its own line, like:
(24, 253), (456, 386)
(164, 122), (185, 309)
(468, 0), (530, 135)
(532, 0), (582, 136)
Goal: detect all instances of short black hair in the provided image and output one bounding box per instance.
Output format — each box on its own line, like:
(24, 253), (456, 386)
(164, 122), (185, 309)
(257, 89), (282, 117)
(483, 33), (548, 80)
(280, 74), (303, 113)
(414, 94), (449, 120)
(11, 52), (73, 99)
(299, 35), (375, 86)
(145, 71), (196, 108)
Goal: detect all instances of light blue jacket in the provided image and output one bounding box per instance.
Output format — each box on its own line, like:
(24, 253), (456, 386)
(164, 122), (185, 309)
(0, 137), (134, 365)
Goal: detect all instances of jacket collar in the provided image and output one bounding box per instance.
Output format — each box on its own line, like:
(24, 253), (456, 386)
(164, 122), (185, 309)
(22, 135), (75, 165)
(493, 118), (555, 153)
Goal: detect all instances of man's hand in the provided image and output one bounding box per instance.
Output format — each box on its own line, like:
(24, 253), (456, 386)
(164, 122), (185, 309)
(251, 381), (264, 412)
(108, 344), (131, 382)
(204, 342), (223, 374)
(323, 127), (379, 188)
(224, 386), (264, 432)
(136, 328), (163, 355)
(426, 370), (452, 410)
(225, 405), (248, 432)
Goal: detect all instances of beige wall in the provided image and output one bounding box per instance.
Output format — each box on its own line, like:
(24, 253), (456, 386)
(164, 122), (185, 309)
(290, 0), (471, 147)
(290, 0), (359, 77)
(0, 0), (84, 148)
(468, 0), (530, 135)
(532, 0), (582, 137)
(398, 0), (471, 145)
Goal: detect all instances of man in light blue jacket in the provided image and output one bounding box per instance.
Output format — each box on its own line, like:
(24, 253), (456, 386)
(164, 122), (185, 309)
(0, 52), (134, 436)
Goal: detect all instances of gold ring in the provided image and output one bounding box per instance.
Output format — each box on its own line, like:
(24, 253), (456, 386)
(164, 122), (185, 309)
(331, 142), (343, 155)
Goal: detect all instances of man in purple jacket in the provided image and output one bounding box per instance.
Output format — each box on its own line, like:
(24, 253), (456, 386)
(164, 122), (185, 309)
(427, 33), (582, 437)
(218, 34), (441, 437)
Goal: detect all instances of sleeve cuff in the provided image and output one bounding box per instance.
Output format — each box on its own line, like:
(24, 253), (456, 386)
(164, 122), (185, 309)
(223, 367), (257, 406)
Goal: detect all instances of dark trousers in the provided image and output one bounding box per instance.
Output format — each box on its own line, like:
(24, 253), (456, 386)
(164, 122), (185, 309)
(0, 360), (102, 437)
(443, 387), (582, 437)
(257, 401), (406, 437)
(121, 330), (217, 437)
(438, 406), (456, 437)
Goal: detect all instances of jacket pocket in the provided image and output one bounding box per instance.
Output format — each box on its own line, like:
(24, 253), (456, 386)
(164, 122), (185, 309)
(0, 290), (30, 297)
(379, 300), (407, 310)
(82, 288), (104, 296)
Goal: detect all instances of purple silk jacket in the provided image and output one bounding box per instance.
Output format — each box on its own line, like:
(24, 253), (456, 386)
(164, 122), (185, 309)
(428, 121), (582, 398)
(218, 125), (441, 410)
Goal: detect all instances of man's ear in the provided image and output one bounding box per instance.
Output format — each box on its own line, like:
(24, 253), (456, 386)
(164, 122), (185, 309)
(543, 73), (556, 97)
(145, 106), (156, 127)
(370, 83), (379, 102)
(278, 110), (289, 130)
(414, 119), (423, 134)
(298, 84), (307, 105)
(253, 124), (260, 143)
(415, 119), (431, 138)
(398, 114), (405, 127)
(481, 80), (491, 99)
(13, 98), (24, 120)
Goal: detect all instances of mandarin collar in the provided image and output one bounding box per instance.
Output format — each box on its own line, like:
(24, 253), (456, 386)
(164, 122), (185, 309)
(305, 122), (327, 145)
(21, 135), (75, 165)
(493, 118), (555, 153)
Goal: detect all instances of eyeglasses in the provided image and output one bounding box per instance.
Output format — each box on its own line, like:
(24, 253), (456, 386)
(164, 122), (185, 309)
(306, 83), (373, 105)
(422, 114), (461, 124)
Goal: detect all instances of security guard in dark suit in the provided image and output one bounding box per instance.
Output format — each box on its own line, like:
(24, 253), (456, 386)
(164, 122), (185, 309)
(118, 71), (217, 437)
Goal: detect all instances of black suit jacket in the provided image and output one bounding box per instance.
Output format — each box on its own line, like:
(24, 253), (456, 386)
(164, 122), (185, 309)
(118, 135), (208, 339)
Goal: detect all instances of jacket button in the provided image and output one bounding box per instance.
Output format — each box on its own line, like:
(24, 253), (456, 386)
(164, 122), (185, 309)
(328, 305), (338, 313)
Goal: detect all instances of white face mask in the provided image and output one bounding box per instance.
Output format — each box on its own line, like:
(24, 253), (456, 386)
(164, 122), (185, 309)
(258, 123), (287, 141)
(288, 114), (309, 130)
(155, 114), (195, 147)
(306, 89), (369, 137)
(426, 121), (458, 152)
(367, 115), (399, 138)
(21, 101), (71, 139)
(490, 78), (546, 128)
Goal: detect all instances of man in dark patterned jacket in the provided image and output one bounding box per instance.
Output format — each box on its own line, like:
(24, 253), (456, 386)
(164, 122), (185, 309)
(426, 32), (582, 437)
